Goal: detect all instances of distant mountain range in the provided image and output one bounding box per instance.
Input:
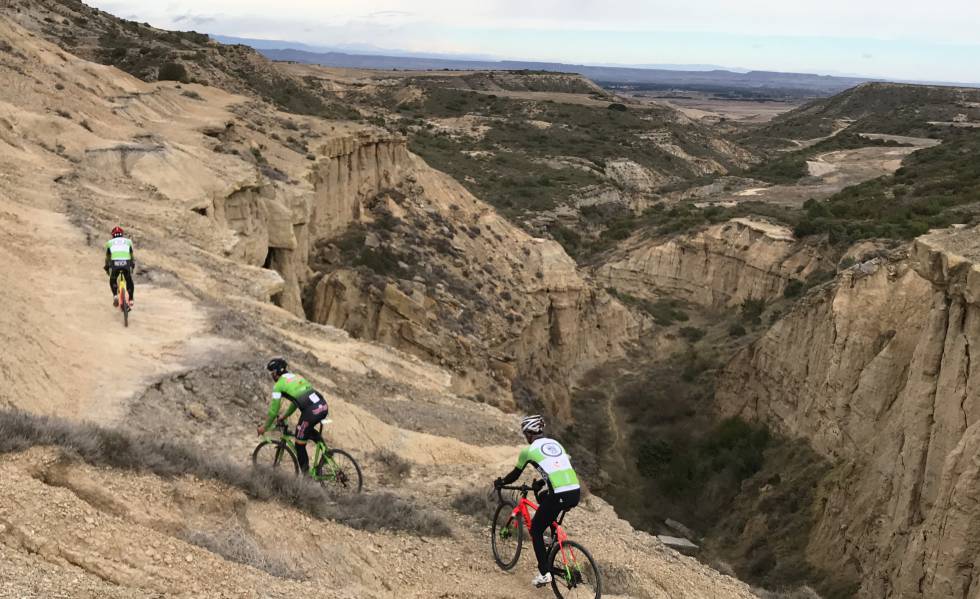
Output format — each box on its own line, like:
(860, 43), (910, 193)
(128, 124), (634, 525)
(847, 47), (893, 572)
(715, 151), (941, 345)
(209, 35), (978, 97)
(254, 47), (868, 97)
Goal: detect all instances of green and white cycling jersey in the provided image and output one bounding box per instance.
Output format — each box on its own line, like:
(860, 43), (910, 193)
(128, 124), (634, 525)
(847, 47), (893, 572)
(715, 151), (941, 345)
(105, 237), (134, 261)
(264, 372), (324, 429)
(516, 437), (581, 494)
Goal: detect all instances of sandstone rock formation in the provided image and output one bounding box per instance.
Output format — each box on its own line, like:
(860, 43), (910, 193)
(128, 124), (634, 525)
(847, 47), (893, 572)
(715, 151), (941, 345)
(304, 151), (639, 415)
(0, 12), (763, 597)
(717, 226), (980, 598)
(598, 218), (827, 307)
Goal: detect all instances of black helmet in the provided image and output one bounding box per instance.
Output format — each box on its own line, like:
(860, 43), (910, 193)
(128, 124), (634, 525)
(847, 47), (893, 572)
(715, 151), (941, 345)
(266, 357), (288, 378)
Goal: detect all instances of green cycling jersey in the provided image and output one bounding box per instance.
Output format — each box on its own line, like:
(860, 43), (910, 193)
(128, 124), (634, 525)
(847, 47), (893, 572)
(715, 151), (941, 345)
(263, 372), (315, 429)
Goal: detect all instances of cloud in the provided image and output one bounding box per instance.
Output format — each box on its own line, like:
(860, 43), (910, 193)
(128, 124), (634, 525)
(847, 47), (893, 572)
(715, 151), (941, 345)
(85, 0), (980, 82)
(173, 14), (216, 25)
(89, 0), (980, 45)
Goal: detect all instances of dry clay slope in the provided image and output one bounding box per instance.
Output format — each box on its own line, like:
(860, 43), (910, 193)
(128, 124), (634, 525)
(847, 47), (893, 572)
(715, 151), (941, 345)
(717, 227), (980, 598)
(0, 16), (754, 599)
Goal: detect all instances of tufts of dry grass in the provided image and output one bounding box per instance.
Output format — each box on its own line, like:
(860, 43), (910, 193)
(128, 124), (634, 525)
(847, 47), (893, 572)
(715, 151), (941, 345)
(0, 409), (450, 537)
(180, 524), (305, 580)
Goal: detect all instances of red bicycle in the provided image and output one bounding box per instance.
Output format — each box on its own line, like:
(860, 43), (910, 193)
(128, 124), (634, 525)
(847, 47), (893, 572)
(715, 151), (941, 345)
(491, 483), (602, 599)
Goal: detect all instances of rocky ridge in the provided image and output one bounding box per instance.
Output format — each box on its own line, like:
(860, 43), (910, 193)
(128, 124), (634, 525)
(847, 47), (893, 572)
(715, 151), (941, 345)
(717, 226), (980, 598)
(598, 218), (828, 308)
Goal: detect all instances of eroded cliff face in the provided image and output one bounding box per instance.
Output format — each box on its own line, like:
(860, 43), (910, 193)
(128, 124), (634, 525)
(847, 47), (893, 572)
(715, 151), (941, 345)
(717, 227), (980, 598)
(305, 153), (639, 415)
(598, 218), (827, 308)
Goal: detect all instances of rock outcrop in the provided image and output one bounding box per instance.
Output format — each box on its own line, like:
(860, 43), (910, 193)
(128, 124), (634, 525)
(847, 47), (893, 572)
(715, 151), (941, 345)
(598, 218), (826, 307)
(717, 226), (980, 598)
(306, 156), (639, 415)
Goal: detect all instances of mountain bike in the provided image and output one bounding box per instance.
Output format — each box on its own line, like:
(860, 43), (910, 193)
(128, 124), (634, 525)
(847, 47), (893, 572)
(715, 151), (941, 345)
(251, 419), (362, 493)
(492, 484), (602, 599)
(115, 269), (131, 327)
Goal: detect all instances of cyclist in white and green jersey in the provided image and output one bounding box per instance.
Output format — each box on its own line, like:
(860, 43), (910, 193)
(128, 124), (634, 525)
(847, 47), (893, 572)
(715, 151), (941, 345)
(104, 226), (135, 308)
(495, 415), (581, 588)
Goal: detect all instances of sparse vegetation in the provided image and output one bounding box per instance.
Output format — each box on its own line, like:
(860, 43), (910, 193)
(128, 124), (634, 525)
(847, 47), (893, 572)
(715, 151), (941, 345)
(158, 61), (189, 83)
(743, 132), (911, 184)
(0, 409), (450, 537)
(635, 417), (770, 498)
(740, 298), (766, 326)
(606, 288), (690, 325)
(373, 448), (412, 483)
(782, 280), (804, 298)
(679, 326), (706, 342)
(451, 488), (494, 520)
(793, 129), (980, 244)
(181, 525), (305, 580)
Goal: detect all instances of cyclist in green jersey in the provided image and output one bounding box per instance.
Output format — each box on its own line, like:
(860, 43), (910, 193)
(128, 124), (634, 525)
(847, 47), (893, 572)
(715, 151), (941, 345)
(258, 357), (329, 476)
(495, 415), (582, 588)
(104, 226), (135, 308)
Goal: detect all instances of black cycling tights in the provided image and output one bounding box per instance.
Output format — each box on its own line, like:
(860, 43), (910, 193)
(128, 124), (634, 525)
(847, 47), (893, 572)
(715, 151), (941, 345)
(295, 441), (310, 474)
(109, 267), (135, 300)
(530, 489), (581, 574)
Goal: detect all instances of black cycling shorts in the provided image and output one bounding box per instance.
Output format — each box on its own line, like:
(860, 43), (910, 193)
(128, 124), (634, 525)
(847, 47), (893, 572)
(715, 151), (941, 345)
(295, 402), (328, 442)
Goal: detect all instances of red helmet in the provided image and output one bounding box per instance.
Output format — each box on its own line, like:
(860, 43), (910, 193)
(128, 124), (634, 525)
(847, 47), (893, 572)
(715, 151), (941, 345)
(111, 226), (124, 238)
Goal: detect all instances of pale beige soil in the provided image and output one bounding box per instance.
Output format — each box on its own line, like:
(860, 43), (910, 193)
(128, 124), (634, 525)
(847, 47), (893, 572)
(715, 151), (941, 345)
(704, 135), (939, 208)
(0, 13), (756, 599)
(625, 93), (802, 123)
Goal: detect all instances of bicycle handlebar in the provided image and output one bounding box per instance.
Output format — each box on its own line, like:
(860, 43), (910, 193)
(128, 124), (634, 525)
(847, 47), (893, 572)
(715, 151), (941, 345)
(494, 482), (541, 503)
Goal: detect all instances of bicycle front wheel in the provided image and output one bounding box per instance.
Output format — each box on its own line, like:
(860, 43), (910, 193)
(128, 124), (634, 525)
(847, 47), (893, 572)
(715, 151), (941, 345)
(317, 449), (363, 494)
(548, 539), (601, 599)
(491, 501), (523, 570)
(251, 441), (299, 475)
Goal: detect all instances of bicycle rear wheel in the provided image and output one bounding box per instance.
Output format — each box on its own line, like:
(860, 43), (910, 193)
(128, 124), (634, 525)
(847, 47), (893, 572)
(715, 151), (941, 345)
(548, 540), (601, 599)
(251, 441), (299, 475)
(491, 501), (523, 570)
(120, 288), (129, 328)
(316, 449), (363, 494)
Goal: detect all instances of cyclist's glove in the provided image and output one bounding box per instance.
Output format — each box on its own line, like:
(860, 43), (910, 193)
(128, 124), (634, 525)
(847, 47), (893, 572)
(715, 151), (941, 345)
(532, 479), (546, 492)
(493, 477), (504, 489)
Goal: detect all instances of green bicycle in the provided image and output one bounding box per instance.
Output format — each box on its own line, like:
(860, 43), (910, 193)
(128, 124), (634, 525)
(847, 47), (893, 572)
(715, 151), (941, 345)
(251, 419), (363, 493)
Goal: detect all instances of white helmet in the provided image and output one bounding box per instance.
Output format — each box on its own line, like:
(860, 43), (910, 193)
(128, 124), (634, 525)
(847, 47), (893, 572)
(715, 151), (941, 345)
(521, 415), (545, 435)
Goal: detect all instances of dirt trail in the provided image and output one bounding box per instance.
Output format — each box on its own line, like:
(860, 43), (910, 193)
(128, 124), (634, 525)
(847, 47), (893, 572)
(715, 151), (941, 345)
(706, 134), (940, 208)
(0, 13), (762, 598)
(0, 192), (232, 423)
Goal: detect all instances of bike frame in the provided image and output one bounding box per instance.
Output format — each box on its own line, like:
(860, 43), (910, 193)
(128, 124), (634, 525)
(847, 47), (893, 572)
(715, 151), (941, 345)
(261, 421), (336, 479)
(505, 487), (572, 567)
(117, 271), (128, 306)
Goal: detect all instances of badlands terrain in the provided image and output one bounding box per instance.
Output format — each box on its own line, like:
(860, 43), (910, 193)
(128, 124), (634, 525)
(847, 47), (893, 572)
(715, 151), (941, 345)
(3, 1), (980, 598)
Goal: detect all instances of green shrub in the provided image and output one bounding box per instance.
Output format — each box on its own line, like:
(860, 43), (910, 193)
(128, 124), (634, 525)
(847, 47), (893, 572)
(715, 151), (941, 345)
(158, 61), (189, 83)
(783, 280), (804, 298)
(740, 298), (766, 325)
(679, 326), (706, 342)
(729, 323), (746, 337)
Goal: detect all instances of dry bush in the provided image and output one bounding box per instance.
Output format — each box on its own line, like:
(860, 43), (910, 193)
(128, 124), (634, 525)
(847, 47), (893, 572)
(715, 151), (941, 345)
(0, 409), (450, 537)
(373, 448), (412, 484)
(451, 488), (494, 520)
(181, 524), (304, 580)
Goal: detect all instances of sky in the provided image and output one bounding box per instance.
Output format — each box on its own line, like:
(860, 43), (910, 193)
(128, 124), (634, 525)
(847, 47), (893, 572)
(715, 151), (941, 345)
(89, 1), (980, 83)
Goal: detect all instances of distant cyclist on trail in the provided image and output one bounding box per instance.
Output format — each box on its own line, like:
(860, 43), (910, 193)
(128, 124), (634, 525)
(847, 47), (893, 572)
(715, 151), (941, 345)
(495, 415), (582, 588)
(258, 357), (329, 476)
(104, 226), (135, 308)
